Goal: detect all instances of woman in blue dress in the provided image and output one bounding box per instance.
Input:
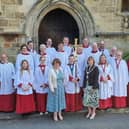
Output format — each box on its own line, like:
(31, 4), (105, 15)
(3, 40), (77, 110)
(47, 58), (66, 121)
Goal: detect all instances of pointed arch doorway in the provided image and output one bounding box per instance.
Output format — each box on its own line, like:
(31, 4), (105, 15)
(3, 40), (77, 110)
(38, 9), (79, 48)
(25, 0), (95, 50)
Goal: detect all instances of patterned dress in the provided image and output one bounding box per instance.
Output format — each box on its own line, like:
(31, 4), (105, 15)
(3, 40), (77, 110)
(47, 70), (66, 112)
(83, 86), (99, 108)
(83, 65), (99, 108)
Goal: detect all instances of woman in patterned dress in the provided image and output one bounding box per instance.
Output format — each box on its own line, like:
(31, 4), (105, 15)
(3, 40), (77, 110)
(83, 56), (99, 120)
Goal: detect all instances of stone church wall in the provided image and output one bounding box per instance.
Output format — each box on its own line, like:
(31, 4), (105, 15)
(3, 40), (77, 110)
(0, 0), (129, 62)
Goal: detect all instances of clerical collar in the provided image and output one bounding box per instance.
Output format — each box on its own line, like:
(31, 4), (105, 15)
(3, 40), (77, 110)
(0, 61), (8, 64)
(77, 52), (82, 55)
(100, 62), (106, 65)
(99, 48), (104, 52)
(91, 50), (98, 53)
(28, 48), (34, 52)
(58, 50), (64, 52)
(40, 53), (46, 56)
(21, 52), (29, 55)
(39, 64), (45, 67)
(83, 44), (89, 48)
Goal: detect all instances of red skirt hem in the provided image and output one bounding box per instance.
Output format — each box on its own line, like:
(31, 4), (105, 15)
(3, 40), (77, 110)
(0, 93), (16, 112)
(16, 94), (36, 114)
(35, 93), (47, 112)
(112, 96), (127, 108)
(65, 93), (83, 112)
(99, 98), (112, 109)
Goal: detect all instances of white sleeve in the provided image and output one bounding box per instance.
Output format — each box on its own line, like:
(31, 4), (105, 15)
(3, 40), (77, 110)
(48, 70), (54, 92)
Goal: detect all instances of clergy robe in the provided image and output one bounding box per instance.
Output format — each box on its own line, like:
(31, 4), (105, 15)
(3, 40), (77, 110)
(46, 47), (56, 63)
(15, 70), (35, 114)
(15, 53), (34, 72)
(0, 62), (15, 112)
(77, 53), (86, 87)
(28, 49), (37, 69)
(55, 51), (68, 70)
(82, 45), (92, 58)
(112, 59), (129, 108)
(108, 55), (116, 68)
(34, 65), (49, 112)
(77, 53), (86, 97)
(98, 64), (114, 109)
(65, 64), (83, 112)
(64, 45), (72, 56)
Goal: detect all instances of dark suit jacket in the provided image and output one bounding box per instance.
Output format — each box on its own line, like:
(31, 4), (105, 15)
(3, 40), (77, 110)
(83, 65), (99, 89)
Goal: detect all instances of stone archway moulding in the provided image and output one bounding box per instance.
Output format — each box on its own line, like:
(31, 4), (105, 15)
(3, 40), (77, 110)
(24, 0), (95, 49)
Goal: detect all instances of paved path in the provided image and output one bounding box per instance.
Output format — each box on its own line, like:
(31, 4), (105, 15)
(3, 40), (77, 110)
(0, 112), (129, 129)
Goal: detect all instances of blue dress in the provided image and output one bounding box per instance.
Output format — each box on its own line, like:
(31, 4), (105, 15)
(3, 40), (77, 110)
(47, 70), (66, 112)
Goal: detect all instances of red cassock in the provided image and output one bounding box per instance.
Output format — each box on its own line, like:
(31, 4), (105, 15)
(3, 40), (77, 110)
(112, 96), (127, 108)
(35, 93), (47, 112)
(98, 64), (114, 109)
(65, 93), (83, 112)
(0, 62), (16, 112)
(15, 70), (36, 114)
(0, 93), (16, 112)
(16, 94), (35, 114)
(111, 59), (128, 108)
(99, 98), (112, 109)
(65, 64), (83, 112)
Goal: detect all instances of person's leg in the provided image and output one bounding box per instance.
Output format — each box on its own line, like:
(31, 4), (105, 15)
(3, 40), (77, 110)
(53, 112), (58, 121)
(90, 107), (96, 119)
(86, 107), (92, 118)
(58, 111), (63, 120)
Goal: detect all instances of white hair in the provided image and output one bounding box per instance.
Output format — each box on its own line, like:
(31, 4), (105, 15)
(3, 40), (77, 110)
(40, 44), (46, 49)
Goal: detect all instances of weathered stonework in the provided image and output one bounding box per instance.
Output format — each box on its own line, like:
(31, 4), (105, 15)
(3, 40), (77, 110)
(1, 0), (22, 5)
(0, 0), (129, 62)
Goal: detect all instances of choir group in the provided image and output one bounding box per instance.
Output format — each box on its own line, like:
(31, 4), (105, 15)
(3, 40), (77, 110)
(0, 37), (129, 121)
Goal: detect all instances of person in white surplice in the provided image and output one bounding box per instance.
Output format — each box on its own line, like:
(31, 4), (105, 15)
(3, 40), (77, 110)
(112, 50), (129, 108)
(64, 54), (83, 112)
(0, 53), (15, 112)
(55, 43), (68, 70)
(34, 56), (49, 115)
(63, 37), (73, 56)
(46, 38), (56, 63)
(98, 40), (110, 61)
(88, 42), (101, 65)
(15, 44), (34, 72)
(15, 60), (35, 114)
(82, 38), (92, 59)
(76, 46), (86, 96)
(108, 46), (117, 67)
(35, 44), (51, 68)
(27, 40), (37, 68)
(98, 54), (114, 109)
